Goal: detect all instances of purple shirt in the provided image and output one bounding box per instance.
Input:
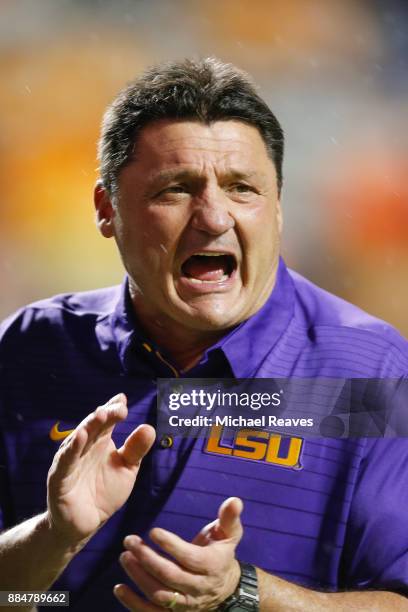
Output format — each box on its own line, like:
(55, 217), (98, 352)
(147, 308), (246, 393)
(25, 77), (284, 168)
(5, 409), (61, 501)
(1, 258), (408, 609)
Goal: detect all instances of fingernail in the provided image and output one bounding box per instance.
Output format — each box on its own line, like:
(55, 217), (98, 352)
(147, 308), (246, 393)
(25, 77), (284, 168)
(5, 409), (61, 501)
(107, 393), (125, 404)
(150, 527), (164, 538)
(113, 584), (125, 598)
(124, 535), (141, 549)
(119, 551), (131, 565)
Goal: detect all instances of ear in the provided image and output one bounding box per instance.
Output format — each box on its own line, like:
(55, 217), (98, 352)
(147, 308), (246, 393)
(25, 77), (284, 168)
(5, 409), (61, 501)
(276, 198), (283, 234)
(94, 180), (116, 238)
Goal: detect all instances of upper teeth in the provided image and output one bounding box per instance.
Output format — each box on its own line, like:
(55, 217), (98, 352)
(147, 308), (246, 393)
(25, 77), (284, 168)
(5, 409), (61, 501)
(194, 252), (226, 257)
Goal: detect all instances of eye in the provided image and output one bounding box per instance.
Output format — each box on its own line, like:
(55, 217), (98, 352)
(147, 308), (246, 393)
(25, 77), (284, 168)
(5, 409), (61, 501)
(166, 185), (187, 193)
(228, 183), (256, 194)
(155, 184), (190, 198)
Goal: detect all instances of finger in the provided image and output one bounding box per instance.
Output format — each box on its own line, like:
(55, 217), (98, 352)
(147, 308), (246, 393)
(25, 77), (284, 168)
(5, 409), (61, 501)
(107, 393), (127, 406)
(53, 400), (114, 454)
(80, 398), (128, 456)
(81, 394), (127, 435)
(57, 427), (87, 464)
(113, 583), (161, 612)
(146, 529), (208, 574)
(49, 427), (87, 483)
(123, 537), (202, 592)
(192, 518), (218, 546)
(120, 551), (189, 608)
(118, 424), (156, 467)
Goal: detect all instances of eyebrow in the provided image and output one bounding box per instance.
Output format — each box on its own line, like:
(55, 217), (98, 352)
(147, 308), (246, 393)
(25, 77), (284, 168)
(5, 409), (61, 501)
(146, 168), (261, 188)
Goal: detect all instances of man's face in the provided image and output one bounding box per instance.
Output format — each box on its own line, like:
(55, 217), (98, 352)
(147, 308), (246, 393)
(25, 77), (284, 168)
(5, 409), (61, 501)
(96, 119), (282, 334)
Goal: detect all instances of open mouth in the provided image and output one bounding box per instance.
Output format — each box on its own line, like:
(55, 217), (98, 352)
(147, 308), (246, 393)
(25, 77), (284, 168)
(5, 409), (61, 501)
(180, 253), (237, 284)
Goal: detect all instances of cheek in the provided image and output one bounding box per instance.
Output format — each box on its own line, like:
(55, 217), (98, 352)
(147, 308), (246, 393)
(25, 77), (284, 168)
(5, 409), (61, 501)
(144, 246), (162, 273)
(119, 213), (179, 276)
(121, 229), (162, 273)
(237, 204), (280, 248)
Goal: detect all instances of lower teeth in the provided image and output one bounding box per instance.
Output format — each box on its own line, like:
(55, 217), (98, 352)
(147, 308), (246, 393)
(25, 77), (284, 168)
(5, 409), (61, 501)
(189, 274), (229, 284)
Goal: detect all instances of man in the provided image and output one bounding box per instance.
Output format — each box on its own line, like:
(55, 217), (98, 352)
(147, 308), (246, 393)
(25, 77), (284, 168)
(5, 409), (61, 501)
(1, 58), (408, 611)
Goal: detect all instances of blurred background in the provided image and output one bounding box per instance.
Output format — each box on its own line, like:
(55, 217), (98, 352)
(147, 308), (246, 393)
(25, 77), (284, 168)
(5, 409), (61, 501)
(1, 0), (407, 335)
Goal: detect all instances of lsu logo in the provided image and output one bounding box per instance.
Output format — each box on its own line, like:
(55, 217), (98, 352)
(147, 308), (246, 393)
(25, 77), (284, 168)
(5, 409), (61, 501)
(205, 425), (303, 469)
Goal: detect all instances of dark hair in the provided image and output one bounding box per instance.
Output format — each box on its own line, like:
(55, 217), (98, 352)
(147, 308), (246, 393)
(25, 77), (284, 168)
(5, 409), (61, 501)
(98, 57), (284, 196)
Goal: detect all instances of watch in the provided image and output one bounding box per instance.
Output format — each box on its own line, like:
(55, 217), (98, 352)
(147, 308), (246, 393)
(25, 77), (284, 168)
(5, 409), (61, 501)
(218, 561), (259, 611)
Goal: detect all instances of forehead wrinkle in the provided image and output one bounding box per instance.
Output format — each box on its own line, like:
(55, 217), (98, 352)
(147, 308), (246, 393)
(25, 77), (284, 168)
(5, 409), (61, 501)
(157, 133), (254, 151)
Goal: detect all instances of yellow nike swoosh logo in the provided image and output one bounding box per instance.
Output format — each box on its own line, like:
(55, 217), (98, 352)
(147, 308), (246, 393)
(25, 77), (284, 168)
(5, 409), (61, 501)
(49, 422), (75, 441)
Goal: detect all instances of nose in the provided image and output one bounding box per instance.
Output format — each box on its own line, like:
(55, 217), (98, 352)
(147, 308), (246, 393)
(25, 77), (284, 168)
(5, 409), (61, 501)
(190, 197), (235, 236)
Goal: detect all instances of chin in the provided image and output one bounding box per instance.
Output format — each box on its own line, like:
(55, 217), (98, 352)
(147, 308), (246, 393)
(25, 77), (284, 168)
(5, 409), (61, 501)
(179, 307), (242, 332)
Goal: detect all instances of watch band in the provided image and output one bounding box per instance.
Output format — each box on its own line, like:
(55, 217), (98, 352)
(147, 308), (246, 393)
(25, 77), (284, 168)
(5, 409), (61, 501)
(218, 561), (259, 611)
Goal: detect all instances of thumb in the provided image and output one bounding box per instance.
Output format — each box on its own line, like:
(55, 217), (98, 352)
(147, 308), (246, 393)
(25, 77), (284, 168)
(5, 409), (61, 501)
(218, 497), (244, 541)
(118, 424), (156, 467)
(192, 497), (244, 546)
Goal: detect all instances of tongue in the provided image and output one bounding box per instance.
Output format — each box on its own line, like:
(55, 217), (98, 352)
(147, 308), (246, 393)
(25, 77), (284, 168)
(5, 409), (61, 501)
(183, 255), (229, 281)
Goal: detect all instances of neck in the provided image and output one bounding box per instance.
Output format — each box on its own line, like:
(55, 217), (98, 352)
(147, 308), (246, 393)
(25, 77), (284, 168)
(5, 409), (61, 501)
(129, 299), (229, 372)
(143, 321), (227, 372)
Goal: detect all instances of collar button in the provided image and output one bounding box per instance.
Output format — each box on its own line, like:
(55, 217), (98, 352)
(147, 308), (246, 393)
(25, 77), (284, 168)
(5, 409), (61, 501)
(159, 434), (174, 449)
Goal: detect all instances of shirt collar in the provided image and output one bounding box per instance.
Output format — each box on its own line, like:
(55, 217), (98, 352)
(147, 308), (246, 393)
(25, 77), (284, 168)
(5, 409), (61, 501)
(108, 277), (149, 373)
(107, 257), (295, 377)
